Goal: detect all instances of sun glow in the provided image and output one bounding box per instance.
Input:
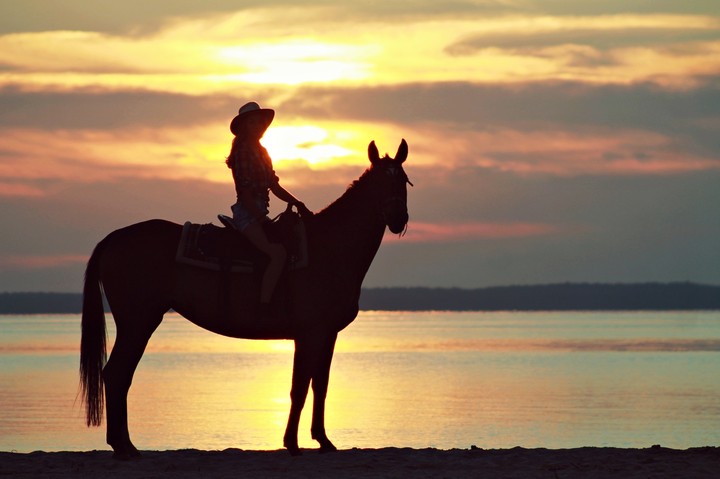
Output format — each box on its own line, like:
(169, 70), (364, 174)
(263, 124), (355, 166)
(215, 41), (374, 85)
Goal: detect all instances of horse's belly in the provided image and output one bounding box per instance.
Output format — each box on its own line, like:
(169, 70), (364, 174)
(181, 311), (295, 340)
(170, 266), (296, 340)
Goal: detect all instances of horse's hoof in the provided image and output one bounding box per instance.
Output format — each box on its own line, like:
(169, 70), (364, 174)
(318, 439), (337, 454)
(284, 438), (303, 456)
(286, 447), (303, 457)
(313, 435), (337, 454)
(319, 444), (337, 454)
(110, 442), (141, 461)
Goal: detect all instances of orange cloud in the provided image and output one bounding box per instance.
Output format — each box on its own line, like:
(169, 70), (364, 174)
(401, 125), (720, 176)
(0, 127), (229, 184)
(0, 182), (45, 197)
(386, 221), (558, 243)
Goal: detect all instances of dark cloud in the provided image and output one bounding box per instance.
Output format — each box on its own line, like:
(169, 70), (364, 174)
(445, 28), (720, 55)
(0, 0), (518, 36)
(280, 79), (720, 156)
(0, 86), (246, 130)
(2, 1), (716, 37)
(522, 0), (720, 16)
(283, 79), (720, 129)
(4, 80), (718, 142)
(331, 0), (523, 21)
(2, 79), (718, 163)
(2, 80), (718, 170)
(0, 0), (251, 36)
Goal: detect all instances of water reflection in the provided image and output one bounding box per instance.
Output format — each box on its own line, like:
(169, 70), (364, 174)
(1, 311), (719, 452)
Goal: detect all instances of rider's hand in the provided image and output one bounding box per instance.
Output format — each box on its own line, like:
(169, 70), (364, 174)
(292, 201), (313, 218)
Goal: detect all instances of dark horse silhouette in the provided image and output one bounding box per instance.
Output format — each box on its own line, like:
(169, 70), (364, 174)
(80, 139), (410, 459)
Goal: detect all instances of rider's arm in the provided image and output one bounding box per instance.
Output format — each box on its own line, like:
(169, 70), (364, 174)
(270, 182), (299, 205)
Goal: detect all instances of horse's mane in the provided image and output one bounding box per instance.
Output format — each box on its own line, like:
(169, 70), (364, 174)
(345, 168), (374, 194)
(315, 167), (376, 221)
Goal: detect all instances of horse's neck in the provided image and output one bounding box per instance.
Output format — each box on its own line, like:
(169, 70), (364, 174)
(313, 177), (385, 270)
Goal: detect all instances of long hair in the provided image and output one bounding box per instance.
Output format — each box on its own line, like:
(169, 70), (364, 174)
(226, 136), (269, 170)
(225, 136), (241, 169)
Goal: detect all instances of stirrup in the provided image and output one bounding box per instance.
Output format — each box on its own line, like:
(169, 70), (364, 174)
(217, 214), (238, 230)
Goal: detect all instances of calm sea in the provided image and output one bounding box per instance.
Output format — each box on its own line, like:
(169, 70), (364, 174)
(1, 311), (719, 453)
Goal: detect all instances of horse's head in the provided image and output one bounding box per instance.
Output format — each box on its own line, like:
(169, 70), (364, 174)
(368, 139), (411, 235)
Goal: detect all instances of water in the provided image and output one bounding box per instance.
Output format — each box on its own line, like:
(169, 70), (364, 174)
(1, 311), (719, 452)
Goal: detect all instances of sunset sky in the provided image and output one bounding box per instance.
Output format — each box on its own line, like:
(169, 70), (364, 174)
(1, 0), (719, 292)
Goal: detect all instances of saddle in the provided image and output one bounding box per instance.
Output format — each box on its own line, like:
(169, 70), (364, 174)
(175, 206), (308, 273)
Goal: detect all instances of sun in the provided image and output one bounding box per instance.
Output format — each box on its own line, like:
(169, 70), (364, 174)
(262, 124), (355, 166)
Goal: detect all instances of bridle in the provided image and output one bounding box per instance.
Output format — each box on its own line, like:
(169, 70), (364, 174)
(379, 164), (413, 236)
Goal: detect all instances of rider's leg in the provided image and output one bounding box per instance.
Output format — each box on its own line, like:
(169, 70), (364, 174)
(241, 221), (287, 303)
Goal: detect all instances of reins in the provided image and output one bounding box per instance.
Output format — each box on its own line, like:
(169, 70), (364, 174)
(381, 169), (413, 237)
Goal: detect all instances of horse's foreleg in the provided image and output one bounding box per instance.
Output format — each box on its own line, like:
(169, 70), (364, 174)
(311, 333), (338, 453)
(283, 334), (337, 456)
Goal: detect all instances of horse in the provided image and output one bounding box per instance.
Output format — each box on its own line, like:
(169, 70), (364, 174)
(80, 139), (410, 459)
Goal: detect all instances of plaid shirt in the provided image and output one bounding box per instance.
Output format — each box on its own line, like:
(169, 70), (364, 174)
(231, 141), (279, 205)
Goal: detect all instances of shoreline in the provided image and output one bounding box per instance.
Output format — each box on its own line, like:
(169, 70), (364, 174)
(2, 446), (718, 478)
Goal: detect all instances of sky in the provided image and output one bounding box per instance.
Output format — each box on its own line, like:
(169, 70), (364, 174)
(0, 0), (719, 292)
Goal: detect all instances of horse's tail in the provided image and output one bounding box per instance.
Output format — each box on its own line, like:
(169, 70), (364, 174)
(80, 238), (108, 427)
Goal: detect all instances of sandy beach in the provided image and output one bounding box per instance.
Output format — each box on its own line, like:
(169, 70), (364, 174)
(1, 446), (718, 478)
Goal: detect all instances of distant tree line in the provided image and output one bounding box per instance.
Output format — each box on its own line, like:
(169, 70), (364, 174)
(1, 283), (718, 314)
(358, 283), (720, 311)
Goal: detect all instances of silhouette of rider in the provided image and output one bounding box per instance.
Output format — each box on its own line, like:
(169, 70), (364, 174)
(226, 102), (309, 318)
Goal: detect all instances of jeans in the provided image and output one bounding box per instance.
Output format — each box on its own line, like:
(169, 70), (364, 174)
(231, 199), (269, 231)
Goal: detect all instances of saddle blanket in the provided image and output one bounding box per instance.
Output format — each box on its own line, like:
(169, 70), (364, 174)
(175, 216), (308, 273)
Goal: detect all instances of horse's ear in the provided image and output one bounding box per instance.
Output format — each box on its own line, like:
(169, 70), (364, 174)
(368, 141), (380, 164)
(395, 139), (408, 164)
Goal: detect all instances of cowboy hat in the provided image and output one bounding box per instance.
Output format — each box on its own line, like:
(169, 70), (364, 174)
(229, 102), (275, 136)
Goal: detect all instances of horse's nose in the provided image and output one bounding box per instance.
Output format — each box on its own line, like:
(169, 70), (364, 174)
(388, 212), (408, 234)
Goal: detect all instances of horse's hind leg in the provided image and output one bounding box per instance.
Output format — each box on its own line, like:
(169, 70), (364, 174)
(103, 314), (161, 460)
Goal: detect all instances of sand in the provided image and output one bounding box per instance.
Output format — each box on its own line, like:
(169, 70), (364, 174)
(1, 446), (718, 478)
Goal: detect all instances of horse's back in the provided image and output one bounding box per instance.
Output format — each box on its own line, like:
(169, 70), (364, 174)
(101, 219), (181, 266)
(97, 219), (182, 316)
(107, 218), (181, 238)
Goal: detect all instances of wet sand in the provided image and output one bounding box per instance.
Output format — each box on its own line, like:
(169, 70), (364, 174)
(1, 446), (719, 478)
